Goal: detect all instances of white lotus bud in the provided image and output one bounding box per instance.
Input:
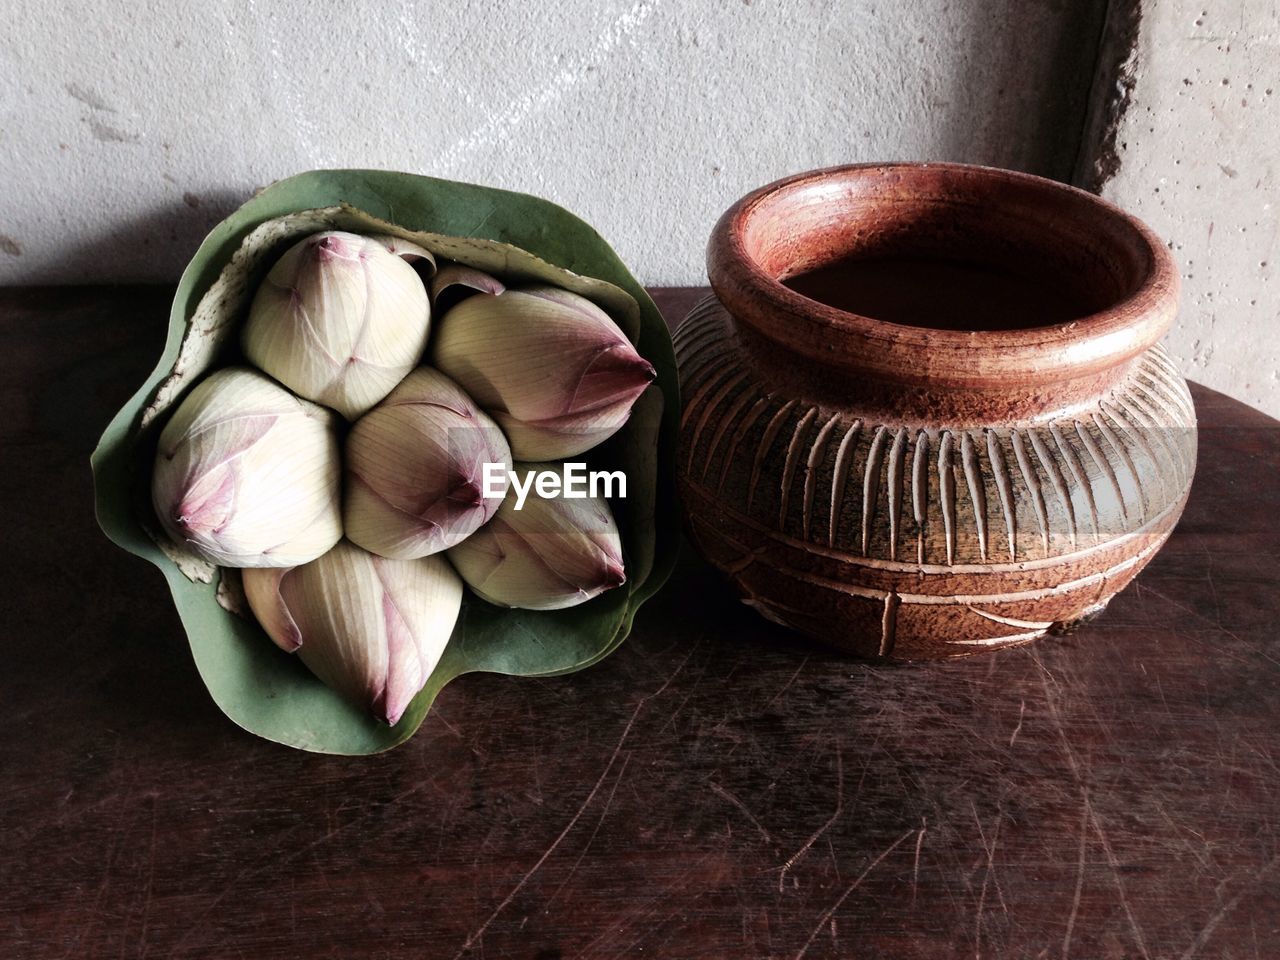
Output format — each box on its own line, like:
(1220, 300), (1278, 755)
(243, 542), (462, 726)
(446, 463), (626, 610)
(242, 231), (432, 420)
(431, 283), (656, 459)
(151, 366), (342, 568)
(344, 368), (512, 559)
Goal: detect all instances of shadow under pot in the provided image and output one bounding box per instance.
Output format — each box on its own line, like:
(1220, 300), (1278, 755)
(676, 162), (1196, 660)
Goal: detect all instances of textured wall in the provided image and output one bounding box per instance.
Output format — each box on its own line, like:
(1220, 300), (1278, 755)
(0, 0), (1103, 286)
(1095, 0), (1280, 417)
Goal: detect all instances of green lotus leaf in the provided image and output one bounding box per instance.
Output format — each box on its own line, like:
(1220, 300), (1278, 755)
(91, 169), (679, 755)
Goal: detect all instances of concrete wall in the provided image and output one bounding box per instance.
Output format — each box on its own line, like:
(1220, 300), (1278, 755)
(1091, 0), (1280, 418)
(1, 0), (1102, 287)
(9, 1), (1272, 414)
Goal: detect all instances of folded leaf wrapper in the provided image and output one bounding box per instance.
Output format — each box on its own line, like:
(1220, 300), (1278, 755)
(91, 170), (679, 754)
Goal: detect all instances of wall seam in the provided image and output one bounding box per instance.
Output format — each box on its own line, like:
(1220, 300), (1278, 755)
(1071, 0), (1145, 193)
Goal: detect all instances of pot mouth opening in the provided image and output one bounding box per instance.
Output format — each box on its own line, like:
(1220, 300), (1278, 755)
(781, 252), (1108, 333)
(709, 163), (1179, 388)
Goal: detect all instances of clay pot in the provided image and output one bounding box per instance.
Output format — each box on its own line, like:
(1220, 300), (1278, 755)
(676, 163), (1196, 659)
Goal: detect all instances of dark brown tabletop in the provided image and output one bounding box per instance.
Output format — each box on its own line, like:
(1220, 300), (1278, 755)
(2, 286), (1278, 960)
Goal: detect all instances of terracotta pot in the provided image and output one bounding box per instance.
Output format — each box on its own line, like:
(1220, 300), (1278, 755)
(676, 163), (1196, 659)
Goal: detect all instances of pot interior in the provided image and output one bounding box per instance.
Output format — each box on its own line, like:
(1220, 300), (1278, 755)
(783, 255), (1099, 332)
(747, 167), (1154, 334)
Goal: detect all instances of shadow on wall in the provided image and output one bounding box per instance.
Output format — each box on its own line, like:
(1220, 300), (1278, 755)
(19, 190), (247, 285)
(933, 0), (1109, 182)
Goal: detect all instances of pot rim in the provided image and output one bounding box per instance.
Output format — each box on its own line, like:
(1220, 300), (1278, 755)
(706, 162), (1180, 391)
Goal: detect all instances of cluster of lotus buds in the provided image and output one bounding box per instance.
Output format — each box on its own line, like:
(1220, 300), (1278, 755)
(152, 230), (650, 724)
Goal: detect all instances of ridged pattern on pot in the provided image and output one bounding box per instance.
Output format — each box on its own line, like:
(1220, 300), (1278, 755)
(676, 296), (1197, 657)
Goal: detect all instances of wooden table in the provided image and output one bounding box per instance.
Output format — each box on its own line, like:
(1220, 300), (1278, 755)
(3, 286), (1278, 959)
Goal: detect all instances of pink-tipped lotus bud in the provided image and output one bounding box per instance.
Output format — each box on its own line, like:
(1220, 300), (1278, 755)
(151, 367), (342, 568)
(242, 231), (432, 420)
(446, 463), (626, 610)
(344, 368), (512, 559)
(243, 542), (462, 726)
(430, 283), (656, 459)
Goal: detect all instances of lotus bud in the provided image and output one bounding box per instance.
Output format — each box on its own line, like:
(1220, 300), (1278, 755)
(242, 230), (432, 420)
(431, 281), (656, 459)
(446, 463), (626, 610)
(344, 368), (512, 559)
(151, 367), (341, 568)
(243, 542), (462, 726)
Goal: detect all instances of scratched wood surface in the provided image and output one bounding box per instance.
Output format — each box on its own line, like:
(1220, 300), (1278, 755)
(1, 286), (1277, 960)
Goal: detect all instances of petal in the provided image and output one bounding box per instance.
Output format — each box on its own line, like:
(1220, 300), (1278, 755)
(241, 566), (304, 652)
(430, 263), (507, 314)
